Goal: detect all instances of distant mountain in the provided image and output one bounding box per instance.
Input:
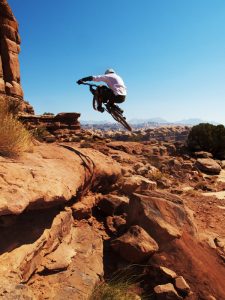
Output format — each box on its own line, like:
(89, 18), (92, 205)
(81, 120), (113, 125)
(129, 117), (168, 124)
(80, 117), (220, 127)
(174, 119), (219, 125)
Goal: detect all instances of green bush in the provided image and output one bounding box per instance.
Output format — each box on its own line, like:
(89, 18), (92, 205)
(43, 112), (55, 116)
(187, 123), (225, 158)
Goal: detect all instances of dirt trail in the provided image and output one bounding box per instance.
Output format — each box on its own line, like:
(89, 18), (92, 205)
(157, 232), (225, 299)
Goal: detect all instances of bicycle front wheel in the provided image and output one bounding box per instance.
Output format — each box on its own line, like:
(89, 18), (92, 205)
(92, 95), (98, 110)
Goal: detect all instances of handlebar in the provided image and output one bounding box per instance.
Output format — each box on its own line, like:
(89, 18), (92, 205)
(78, 81), (98, 88)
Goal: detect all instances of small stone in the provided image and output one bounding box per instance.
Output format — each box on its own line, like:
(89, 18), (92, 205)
(175, 276), (191, 295)
(97, 194), (129, 216)
(159, 266), (177, 279)
(154, 283), (182, 300)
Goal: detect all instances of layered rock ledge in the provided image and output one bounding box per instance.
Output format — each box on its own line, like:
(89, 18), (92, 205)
(0, 143), (121, 216)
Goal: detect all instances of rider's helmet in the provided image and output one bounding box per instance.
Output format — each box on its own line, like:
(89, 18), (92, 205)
(105, 68), (115, 74)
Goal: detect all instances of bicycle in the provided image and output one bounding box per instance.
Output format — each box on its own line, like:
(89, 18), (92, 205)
(78, 82), (132, 131)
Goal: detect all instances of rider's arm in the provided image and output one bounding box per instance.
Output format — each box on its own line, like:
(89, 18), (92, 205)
(92, 75), (109, 84)
(80, 76), (93, 82)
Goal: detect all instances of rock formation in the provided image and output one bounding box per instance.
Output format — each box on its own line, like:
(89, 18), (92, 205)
(19, 113), (82, 142)
(0, 0), (34, 113)
(0, 136), (225, 299)
(0, 0), (22, 97)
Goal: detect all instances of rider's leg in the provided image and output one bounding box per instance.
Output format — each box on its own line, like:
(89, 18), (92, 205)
(113, 95), (126, 113)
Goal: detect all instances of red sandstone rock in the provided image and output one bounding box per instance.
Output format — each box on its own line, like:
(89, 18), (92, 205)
(19, 113), (81, 139)
(97, 193), (129, 216)
(0, 209), (103, 299)
(120, 175), (157, 195)
(111, 225), (159, 263)
(154, 283), (183, 300)
(127, 190), (195, 245)
(0, 144), (121, 216)
(196, 158), (221, 175)
(175, 276), (191, 295)
(0, 0), (21, 95)
(0, 0), (34, 113)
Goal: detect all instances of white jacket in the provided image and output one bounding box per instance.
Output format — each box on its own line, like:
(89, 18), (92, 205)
(93, 73), (127, 96)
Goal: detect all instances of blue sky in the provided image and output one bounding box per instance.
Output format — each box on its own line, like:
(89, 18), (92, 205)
(8, 0), (225, 123)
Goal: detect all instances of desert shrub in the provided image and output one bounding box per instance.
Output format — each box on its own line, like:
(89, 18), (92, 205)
(7, 97), (21, 116)
(187, 123), (225, 159)
(43, 112), (55, 116)
(89, 281), (139, 300)
(0, 97), (33, 157)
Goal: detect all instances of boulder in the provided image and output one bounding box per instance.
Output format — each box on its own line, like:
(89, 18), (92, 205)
(120, 175), (157, 195)
(196, 158), (221, 175)
(0, 209), (103, 299)
(159, 266), (177, 280)
(0, 144), (121, 216)
(107, 141), (144, 155)
(97, 194), (129, 216)
(105, 215), (126, 234)
(127, 190), (194, 245)
(194, 151), (213, 158)
(111, 225), (159, 263)
(175, 276), (191, 296)
(72, 194), (97, 220)
(154, 283), (183, 300)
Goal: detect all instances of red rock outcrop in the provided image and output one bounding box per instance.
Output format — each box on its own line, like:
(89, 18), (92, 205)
(0, 0), (21, 96)
(19, 112), (81, 141)
(0, 143), (121, 216)
(0, 209), (103, 299)
(0, 0), (34, 113)
(0, 138), (225, 299)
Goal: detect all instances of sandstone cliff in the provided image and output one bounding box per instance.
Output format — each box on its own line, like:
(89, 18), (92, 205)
(0, 0), (34, 113)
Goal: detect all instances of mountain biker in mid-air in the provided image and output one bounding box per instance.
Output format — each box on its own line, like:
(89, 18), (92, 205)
(77, 68), (127, 113)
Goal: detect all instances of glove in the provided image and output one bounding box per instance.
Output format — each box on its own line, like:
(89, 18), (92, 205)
(77, 79), (83, 85)
(81, 76), (93, 82)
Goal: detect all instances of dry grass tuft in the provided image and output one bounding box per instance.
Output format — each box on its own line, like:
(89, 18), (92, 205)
(89, 282), (138, 300)
(89, 266), (148, 300)
(0, 97), (33, 157)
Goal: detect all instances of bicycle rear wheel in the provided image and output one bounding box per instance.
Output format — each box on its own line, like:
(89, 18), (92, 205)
(110, 109), (132, 131)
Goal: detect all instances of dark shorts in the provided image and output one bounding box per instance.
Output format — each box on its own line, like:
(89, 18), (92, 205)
(99, 86), (125, 104)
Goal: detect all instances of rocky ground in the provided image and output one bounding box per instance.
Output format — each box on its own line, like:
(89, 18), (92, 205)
(0, 128), (225, 300)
